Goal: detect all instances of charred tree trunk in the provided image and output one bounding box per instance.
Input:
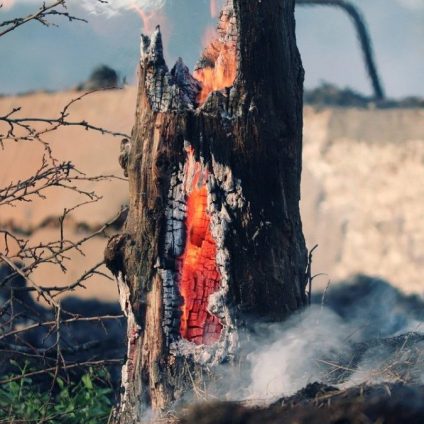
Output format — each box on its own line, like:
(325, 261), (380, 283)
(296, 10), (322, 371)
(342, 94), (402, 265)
(106, 0), (307, 421)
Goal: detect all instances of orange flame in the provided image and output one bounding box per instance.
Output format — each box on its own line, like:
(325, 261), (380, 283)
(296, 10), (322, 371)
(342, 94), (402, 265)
(194, 47), (237, 105)
(178, 149), (222, 345)
(131, 4), (162, 34)
(194, 1), (237, 105)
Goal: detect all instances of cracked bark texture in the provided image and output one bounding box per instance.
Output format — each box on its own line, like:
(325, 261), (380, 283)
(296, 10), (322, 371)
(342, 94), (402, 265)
(106, 0), (307, 421)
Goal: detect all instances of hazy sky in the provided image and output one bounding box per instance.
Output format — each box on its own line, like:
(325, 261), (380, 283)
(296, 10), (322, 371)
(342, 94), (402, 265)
(1, 0), (423, 98)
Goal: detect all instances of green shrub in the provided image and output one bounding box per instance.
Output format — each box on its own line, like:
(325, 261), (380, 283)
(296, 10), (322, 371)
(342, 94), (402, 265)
(0, 363), (113, 423)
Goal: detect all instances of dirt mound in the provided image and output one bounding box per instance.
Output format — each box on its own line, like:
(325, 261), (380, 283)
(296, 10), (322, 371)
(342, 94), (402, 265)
(180, 383), (424, 424)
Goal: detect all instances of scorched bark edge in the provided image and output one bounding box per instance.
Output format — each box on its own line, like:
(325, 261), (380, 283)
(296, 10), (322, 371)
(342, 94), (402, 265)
(105, 0), (307, 420)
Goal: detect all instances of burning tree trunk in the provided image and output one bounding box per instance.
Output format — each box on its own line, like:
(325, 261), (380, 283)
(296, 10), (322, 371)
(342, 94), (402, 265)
(106, 0), (307, 421)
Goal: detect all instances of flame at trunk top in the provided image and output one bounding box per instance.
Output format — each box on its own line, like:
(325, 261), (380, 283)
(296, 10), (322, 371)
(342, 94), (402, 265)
(194, 0), (237, 105)
(194, 45), (237, 105)
(178, 149), (222, 346)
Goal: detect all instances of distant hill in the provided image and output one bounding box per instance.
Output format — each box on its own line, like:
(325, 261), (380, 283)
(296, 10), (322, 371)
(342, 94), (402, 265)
(1, 87), (423, 302)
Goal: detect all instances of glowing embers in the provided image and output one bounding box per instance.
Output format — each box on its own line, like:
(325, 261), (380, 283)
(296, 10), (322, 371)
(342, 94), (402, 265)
(178, 151), (222, 345)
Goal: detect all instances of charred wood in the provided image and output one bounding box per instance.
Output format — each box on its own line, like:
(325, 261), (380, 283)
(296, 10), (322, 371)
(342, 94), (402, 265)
(107, 0), (308, 420)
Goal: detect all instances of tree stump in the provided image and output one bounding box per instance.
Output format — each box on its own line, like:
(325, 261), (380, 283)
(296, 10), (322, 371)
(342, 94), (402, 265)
(105, 0), (307, 421)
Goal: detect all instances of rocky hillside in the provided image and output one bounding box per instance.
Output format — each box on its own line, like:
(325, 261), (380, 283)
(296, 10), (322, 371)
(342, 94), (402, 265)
(302, 106), (424, 293)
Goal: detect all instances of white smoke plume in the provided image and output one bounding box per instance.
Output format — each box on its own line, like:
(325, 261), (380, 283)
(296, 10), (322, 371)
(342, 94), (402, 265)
(245, 307), (349, 399)
(209, 277), (424, 403)
(396, 0), (424, 10)
(81, 0), (166, 16)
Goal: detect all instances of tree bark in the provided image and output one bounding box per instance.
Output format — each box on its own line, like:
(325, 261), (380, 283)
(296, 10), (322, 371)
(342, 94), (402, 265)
(105, 0), (307, 421)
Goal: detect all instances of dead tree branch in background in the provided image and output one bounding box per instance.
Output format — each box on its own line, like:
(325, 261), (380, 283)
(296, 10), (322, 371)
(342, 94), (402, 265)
(296, 0), (385, 100)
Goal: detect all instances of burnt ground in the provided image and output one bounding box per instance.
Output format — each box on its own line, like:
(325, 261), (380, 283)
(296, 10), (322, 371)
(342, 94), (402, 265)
(180, 383), (424, 424)
(1, 265), (423, 421)
(178, 276), (424, 423)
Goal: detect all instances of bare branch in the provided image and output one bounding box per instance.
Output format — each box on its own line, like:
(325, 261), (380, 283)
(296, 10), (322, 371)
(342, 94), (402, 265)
(0, 0), (127, 398)
(0, 90), (131, 146)
(0, 253), (59, 307)
(0, 157), (125, 208)
(0, 359), (124, 385)
(0, 1), (86, 38)
(0, 314), (123, 342)
(0, 206), (128, 289)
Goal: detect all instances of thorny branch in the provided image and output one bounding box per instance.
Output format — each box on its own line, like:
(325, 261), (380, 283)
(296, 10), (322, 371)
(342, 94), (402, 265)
(0, 0), (129, 397)
(0, 314), (123, 342)
(0, 180), (127, 393)
(0, 90), (130, 148)
(0, 1), (84, 38)
(0, 359), (124, 385)
(0, 201), (127, 396)
(0, 1), (111, 38)
(0, 254), (59, 307)
(1, 206), (128, 291)
(0, 156), (125, 208)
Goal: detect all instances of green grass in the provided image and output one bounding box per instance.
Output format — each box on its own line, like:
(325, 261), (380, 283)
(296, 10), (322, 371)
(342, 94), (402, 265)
(0, 363), (113, 423)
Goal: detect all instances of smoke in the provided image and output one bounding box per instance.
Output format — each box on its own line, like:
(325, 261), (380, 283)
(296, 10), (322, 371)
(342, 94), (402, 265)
(212, 276), (424, 403)
(81, 0), (166, 16)
(245, 307), (350, 399)
(396, 0), (424, 10)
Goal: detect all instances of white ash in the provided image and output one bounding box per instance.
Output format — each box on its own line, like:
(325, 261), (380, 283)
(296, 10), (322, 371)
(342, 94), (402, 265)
(218, 0), (238, 44)
(211, 155), (245, 211)
(116, 272), (142, 416)
(159, 169), (187, 341)
(140, 27), (201, 112)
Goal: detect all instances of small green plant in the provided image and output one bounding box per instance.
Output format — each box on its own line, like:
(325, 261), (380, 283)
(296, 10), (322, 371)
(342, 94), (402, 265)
(0, 362), (113, 423)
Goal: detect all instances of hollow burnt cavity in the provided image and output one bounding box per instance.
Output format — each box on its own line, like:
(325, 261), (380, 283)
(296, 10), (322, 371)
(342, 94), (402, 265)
(160, 143), (240, 359)
(137, 0), (240, 356)
(178, 148), (223, 345)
